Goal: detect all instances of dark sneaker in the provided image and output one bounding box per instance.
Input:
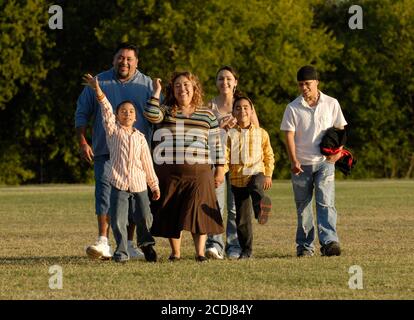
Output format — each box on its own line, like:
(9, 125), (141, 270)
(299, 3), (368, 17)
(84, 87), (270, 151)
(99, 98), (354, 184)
(238, 251), (252, 260)
(141, 245), (157, 262)
(320, 241), (341, 256)
(195, 255), (208, 263)
(113, 257), (128, 264)
(297, 250), (314, 257)
(258, 196), (272, 225)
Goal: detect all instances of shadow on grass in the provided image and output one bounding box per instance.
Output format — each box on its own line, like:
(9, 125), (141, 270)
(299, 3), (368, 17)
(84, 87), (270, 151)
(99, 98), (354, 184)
(255, 253), (294, 259)
(0, 253), (295, 265)
(0, 256), (94, 265)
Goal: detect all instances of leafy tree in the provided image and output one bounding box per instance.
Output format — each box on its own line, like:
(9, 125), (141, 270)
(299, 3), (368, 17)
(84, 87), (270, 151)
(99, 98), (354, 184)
(0, 0), (53, 184)
(96, 0), (342, 178)
(314, 0), (414, 178)
(40, 0), (119, 183)
(0, 0), (117, 184)
(1, 0), (412, 184)
(0, 0), (52, 110)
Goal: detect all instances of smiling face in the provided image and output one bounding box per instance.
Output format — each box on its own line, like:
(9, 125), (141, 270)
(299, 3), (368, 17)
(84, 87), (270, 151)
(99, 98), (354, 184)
(233, 98), (253, 128)
(116, 102), (136, 129)
(216, 69), (238, 95)
(113, 49), (138, 81)
(298, 79), (319, 102)
(173, 75), (194, 107)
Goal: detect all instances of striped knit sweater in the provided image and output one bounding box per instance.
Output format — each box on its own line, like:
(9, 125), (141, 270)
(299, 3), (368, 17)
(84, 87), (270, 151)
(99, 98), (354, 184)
(144, 97), (224, 165)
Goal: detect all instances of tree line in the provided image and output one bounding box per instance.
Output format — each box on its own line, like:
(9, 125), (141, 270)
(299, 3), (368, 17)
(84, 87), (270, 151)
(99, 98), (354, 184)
(0, 0), (413, 184)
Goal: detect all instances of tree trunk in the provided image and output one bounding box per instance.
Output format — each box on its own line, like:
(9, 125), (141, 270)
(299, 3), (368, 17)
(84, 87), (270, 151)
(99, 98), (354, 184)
(406, 153), (414, 178)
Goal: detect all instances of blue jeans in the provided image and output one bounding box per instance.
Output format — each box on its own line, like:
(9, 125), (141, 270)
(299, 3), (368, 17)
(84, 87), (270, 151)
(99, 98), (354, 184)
(93, 155), (111, 215)
(291, 161), (339, 254)
(110, 187), (155, 262)
(206, 172), (241, 255)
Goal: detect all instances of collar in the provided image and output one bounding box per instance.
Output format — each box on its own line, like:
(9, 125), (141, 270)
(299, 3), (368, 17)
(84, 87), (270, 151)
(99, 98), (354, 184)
(300, 90), (325, 108)
(118, 124), (138, 134)
(235, 123), (259, 131)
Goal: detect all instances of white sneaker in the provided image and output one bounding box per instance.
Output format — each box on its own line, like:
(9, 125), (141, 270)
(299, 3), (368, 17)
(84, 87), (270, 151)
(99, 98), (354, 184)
(205, 247), (224, 260)
(86, 240), (112, 260)
(127, 243), (145, 260)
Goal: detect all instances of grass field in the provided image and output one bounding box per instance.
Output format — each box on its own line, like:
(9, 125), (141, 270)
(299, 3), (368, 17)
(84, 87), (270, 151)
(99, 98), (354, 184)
(0, 180), (413, 300)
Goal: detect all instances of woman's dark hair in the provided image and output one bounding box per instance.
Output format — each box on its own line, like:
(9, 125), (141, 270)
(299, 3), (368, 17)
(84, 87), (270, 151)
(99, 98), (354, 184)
(216, 65), (239, 81)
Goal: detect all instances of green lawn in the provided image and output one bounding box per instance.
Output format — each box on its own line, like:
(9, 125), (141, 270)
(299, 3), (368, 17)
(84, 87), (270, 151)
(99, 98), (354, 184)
(0, 180), (413, 300)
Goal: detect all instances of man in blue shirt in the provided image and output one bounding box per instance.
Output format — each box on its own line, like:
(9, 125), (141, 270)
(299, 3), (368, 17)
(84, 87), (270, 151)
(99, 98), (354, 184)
(75, 43), (154, 260)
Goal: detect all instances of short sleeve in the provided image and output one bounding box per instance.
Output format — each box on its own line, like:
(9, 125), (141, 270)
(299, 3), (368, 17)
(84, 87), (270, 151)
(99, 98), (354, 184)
(280, 105), (296, 131)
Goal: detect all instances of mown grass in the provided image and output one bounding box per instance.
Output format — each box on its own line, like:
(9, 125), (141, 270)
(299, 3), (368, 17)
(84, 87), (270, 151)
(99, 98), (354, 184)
(0, 181), (413, 300)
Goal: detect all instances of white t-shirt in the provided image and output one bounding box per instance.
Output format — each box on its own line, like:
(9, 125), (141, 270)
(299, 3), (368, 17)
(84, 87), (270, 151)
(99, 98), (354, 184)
(280, 91), (347, 165)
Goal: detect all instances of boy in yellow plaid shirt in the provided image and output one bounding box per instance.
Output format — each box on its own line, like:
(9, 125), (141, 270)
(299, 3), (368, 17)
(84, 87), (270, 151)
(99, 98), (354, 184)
(219, 95), (275, 259)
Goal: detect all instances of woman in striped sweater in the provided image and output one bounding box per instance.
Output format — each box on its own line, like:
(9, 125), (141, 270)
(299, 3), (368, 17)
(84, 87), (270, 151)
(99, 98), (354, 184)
(144, 71), (224, 262)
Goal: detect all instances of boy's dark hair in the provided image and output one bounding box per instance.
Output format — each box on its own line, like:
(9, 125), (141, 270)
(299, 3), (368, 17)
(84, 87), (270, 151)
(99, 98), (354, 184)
(297, 65), (318, 81)
(114, 43), (139, 59)
(115, 100), (135, 114)
(233, 94), (254, 111)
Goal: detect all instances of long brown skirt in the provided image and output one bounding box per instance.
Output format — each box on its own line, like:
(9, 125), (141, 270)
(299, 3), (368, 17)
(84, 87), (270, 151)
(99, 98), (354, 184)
(151, 164), (224, 239)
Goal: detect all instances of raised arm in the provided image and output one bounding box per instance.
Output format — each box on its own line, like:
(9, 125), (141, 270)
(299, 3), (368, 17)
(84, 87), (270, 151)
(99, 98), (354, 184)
(144, 78), (166, 124)
(82, 74), (116, 136)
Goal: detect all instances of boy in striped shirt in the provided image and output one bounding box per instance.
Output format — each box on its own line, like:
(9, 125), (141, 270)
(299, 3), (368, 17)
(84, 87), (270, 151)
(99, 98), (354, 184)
(83, 74), (160, 263)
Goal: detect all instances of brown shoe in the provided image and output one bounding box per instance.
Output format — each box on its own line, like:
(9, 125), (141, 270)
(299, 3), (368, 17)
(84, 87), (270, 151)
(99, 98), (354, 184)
(320, 242), (341, 256)
(258, 196), (272, 225)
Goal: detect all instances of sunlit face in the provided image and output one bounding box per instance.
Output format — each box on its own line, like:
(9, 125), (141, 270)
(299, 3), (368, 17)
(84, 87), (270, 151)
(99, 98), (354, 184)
(113, 49), (138, 81)
(233, 98), (252, 127)
(116, 102), (136, 128)
(216, 70), (238, 95)
(174, 75), (194, 107)
(298, 80), (319, 101)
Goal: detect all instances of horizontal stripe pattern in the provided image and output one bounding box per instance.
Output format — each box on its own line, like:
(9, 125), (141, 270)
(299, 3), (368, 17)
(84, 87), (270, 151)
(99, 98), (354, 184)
(144, 98), (224, 165)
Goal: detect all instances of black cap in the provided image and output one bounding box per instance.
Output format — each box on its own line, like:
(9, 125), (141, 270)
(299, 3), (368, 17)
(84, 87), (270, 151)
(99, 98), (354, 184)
(297, 65), (318, 81)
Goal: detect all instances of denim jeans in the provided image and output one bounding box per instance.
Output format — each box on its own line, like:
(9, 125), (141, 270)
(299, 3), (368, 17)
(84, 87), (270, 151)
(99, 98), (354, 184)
(93, 155), (111, 215)
(291, 161), (339, 254)
(206, 172), (241, 256)
(110, 187), (155, 261)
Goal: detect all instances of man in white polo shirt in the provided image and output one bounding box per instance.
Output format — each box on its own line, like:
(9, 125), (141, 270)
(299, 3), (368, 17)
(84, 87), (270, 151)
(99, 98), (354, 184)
(280, 65), (347, 257)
